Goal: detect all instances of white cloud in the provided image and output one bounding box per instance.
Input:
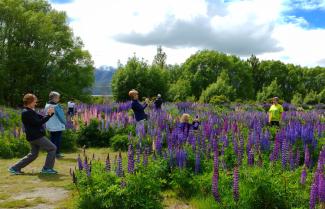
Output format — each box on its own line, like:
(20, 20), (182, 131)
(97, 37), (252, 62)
(52, 0), (325, 67)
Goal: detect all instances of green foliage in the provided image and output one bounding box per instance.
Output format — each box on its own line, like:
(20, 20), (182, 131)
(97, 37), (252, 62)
(77, 119), (113, 147)
(112, 56), (168, 101)
(209, 95), (230, 105)
(256, 80), (282, 102)
(0, 136), (29, 158)
(170, 169), (198, 198)
(303, 90), (320, 105)
(168, 79), (192, 101)
(0, 0), (94, 106)
(76, 162), (163, 209)
(200, 70), (236, 103)
(291, 92), (303, 106)
(110, 134), (129, 151)
(318, 88), (325, 103)
(60, 129), (78, 152)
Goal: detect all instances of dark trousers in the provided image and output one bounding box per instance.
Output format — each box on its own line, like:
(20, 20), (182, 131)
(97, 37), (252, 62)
(50, 131), (62, 154)
(12, 137), (56, 170)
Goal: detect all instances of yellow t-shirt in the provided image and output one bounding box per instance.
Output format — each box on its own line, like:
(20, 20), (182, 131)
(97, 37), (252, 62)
(269, 104), (284, 122)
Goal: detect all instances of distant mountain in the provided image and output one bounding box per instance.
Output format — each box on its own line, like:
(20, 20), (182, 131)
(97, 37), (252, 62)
(92, 66), (116, 95)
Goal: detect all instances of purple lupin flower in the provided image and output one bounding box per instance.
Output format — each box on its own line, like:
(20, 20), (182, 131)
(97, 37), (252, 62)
(212, 139), (220, 202)
(248, 148), (254, 166)
(295, 149), (301, 167)
(319, 174), (325, 203)
(83, 157), (91, 177)
(77, 155), (83, 170)
(116, 152), (123, 177)
(105, 153), (111, 172)
(128, 144), (134, 174)
(270, 136), (280, 162)
(233, 166), (239, 202)
(281, 138), (288, 169)
(305, 146), (310, 168)
(310, 180), (318, 209)
(300, 166), (307, 185)
(143, 147), (148, 167)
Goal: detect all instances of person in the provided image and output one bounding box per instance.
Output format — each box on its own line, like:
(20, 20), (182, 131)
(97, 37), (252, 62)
(67, 100), (75, 116)
(268, 97), (284, 127)
(129, 89), (149, 122)
(8, 94), (58, 175)
(154, 94), (163, 110)
(179, 113), (192, 136)
(45, 91), (66, 158)
(192, 115), (201, 130)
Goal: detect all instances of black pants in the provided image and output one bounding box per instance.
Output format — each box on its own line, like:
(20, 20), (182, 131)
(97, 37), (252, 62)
(50, 131), (62, 154)
(270, 121), (280, 127)
(68, 108), (74, 116)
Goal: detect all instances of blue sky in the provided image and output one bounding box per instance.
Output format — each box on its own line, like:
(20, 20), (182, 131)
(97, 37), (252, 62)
(286, 8), (325, 28)
(51, 0), (325, 67)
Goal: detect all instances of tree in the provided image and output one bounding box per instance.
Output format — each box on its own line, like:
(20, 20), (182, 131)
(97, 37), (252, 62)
(152, 45), (167, 69)
(0, 0), (94, 106)
(112, 56), (168, 101)
(256, 80), (282, 102)
(168, 79), (191, 102)
(199, 70), (236, 103)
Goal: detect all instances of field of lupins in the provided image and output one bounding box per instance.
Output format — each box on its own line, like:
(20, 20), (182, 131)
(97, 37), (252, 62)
(1, 103), (325, 209)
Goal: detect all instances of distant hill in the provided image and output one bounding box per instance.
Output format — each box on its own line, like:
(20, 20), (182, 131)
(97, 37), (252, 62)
(92, 66), (116, 95)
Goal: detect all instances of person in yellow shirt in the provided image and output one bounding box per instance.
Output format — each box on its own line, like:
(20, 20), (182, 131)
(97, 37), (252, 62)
(268, 97), (283, 127)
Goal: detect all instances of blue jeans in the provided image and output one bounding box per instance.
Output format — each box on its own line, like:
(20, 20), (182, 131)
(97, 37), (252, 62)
(50, 131), (62, 154)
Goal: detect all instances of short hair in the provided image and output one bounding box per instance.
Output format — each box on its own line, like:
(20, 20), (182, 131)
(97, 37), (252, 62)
(23, 94), (37, 106)
(128, 89), (138, 97)
(273, 97), (279, 101)
(49, 91), (60, 101)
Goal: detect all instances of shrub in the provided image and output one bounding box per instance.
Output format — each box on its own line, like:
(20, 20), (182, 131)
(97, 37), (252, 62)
(77, 119), (113, 147)
(0, 136), (29, 159)
(61, 129), (78, 152)
(76, 162), (163, 209)
(209, 95), (229, 105)
(111, 134), (129, 151)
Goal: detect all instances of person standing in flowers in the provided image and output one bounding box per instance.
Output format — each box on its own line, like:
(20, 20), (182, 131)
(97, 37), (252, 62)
(9, 94), (58, 175)
(45, 91), (66, 158)
(129, 89), (149, 123)
(268, 97), (284, 127)
(179, 113), (192, 136)
(154, 94), (163, 110)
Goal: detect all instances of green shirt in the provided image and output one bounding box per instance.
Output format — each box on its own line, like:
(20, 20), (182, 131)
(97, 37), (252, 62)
(269, 104), (284, 122)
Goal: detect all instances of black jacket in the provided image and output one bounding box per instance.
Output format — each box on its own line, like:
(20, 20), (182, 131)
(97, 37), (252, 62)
(154, 98), (163, 109)
(131, 100), (148, 121)
(21, 107), (53, 141)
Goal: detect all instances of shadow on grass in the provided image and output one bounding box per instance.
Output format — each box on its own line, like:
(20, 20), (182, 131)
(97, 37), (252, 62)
(37, 173), (68, 182)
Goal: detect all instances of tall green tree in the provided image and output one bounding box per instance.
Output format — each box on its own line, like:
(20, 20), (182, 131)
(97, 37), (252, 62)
(153, 45), (167, 69)
(0, 0), (94, 106)
(112, 56), (168, 101)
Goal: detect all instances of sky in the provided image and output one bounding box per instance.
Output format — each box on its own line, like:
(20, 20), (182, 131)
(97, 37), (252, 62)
(50, 0), (325, 68)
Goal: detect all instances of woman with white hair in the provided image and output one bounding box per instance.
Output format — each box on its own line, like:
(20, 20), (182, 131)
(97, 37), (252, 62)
(44, 91), (66, 158)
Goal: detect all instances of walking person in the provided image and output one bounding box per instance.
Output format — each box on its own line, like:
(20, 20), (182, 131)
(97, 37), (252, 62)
(8, 94), (58, 175)
(45, 91), (66, 158)
(268, 97), (284, 127)
(154, 94), (163, 110)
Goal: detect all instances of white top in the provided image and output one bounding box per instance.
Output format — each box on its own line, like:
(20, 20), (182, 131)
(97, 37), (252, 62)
(68, 101), (75, 108)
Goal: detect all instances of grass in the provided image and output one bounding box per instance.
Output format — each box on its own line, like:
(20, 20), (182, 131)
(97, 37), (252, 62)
(0, 197), (46, 208)
(0, 148), (120, 209)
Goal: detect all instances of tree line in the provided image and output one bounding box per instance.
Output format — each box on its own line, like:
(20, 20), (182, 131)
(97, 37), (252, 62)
(0, 0), (94, 106)
(112, 47), (325, 105)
